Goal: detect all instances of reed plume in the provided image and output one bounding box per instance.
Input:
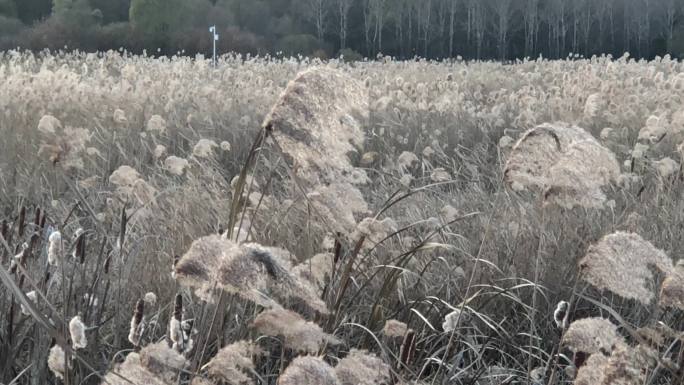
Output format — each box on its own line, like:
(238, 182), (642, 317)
(203, 340), (263, 385)
(334, 349), (391, 385)
(262, 67), (369, 235)
(174, 235), (327, 312)
(251, 308), (340, 353)
(504, 123), (619, 208)
(139, 341), (188, 383)
(276, 356), (339, 385)
(579, 231), (673, 305)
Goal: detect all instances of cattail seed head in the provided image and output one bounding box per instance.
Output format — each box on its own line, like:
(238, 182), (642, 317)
(21, 290), (37, 316)
(47, 344), (66, 380)
(128, 299), (145, 347)
(69, 315), (87, 349)
(553, 301), (570, 329)
(144, 292), (157, 307)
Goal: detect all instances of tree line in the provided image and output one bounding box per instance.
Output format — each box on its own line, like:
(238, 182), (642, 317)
(1, 0), (684, 60)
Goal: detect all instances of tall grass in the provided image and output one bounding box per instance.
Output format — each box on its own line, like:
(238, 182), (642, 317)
(1, 50), (684, 384)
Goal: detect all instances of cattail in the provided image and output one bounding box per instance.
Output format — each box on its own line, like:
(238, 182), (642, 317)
(334, 349), (391, 385)
(171, 254), (180, 279)
(251, 308), (340, 353)
(579, 232), (673, 305)
(144, 292), (157, 307)
(21, 290), (37, 316)
(170, 294), (185, 352)
(203, 340), (263, 384)
(553, 301), (570, 329)
(69, 315), (87, 349)
(399, 329), (416, 368)
(71, 227), (85, 259)
(47, 344), (66, 380)
(73, 228), (86, 263)
(442, 309), (469, 332)
(33, 207), (41, 228)
(128, 299), (145, 347)
(18, 205), (26, 238)
(277, 356), (339, 385)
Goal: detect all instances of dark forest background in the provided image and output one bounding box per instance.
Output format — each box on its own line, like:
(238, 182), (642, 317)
(2, 0), (684, 60)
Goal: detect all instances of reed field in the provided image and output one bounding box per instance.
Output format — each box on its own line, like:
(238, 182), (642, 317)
(2, 50), (684, 385)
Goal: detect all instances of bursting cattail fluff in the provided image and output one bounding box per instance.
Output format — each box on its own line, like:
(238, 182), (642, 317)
(128, 299), (145, 346)
(47, 344), (66, 380)
(69, 315), (87, 349)
(553, 301), (570, 329)
(144, 292), (157, 307)
(48, 230), (62, 266)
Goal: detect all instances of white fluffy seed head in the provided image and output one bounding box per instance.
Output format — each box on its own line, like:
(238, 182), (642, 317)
(47, 345), (66, 379)
(144, 292), (157, 307)
(553, 301), (570, 329)
(69, 315), (87, 349)
(48, 230), (62, 266)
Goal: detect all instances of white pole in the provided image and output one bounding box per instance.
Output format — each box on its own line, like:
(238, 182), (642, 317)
(209, 25), (219, 67)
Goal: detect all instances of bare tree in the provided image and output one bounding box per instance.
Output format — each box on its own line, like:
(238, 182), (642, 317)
(448, 0), (458, 57)
(336, 0), (353, 49)
(490, 0), (515, 60)
(303, 0), (329, 42)
(523, 0), (539, 57)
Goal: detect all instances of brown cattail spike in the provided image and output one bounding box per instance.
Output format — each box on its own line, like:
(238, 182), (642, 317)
(18, 206), (26, 238)
(173, 294), (182, 321)
(34, 207), (41, 227)
(399, 329), (416, 369)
